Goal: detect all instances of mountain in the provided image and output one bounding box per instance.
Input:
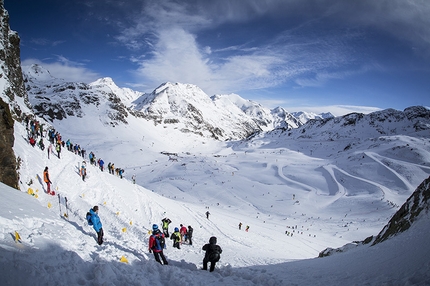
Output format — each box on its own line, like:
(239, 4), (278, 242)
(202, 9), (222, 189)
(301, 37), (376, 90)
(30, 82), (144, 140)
(291, 111), (335, 125)
(23, 66), (327, 140)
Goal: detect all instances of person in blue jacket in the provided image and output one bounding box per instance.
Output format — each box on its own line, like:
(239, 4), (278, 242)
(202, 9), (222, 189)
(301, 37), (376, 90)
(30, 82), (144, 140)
(90, 206), (104, 245)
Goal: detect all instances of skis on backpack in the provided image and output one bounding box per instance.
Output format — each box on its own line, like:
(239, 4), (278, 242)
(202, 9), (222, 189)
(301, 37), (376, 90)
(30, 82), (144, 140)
(57, 194), (62, 218)
(64, 197), (69, 218)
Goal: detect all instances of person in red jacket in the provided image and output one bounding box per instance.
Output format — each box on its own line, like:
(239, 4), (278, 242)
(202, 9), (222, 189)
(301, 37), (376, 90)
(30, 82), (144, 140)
(180, 224), (187, 242)
(148, 224), (168, 265)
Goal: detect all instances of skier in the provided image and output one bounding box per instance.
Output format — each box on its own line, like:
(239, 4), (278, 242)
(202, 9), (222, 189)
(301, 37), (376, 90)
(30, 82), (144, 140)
(161, 217), (172, 237)
(170, 227), (181, 249)
(132, 174), (136, 184)
(56, 142), (61, 158)
(180, 224), (187, 243)
(206, 211), (210, 219)
(43, 166), (53, 194)
(89, 206), (104, 245)
(202, 236), (222, 272)
(148, 224), (168, 265)
(186, 225), (193, 245)
(246, 225), (250, 232)
(47, 143), (53, 159)
(80, 161), (87, 181)
(99, 159), (104, 172)
(239, 222), (242, 230)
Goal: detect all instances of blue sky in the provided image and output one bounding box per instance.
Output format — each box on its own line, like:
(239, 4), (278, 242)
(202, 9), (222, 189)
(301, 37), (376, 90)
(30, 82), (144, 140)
(6, 0), (430, 115)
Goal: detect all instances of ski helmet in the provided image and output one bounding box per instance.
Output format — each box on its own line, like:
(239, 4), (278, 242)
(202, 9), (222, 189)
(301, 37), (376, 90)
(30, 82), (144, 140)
(152, 224), (159, 231)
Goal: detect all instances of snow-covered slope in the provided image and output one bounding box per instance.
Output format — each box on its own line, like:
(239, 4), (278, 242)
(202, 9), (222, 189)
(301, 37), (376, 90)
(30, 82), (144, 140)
(1, 116), (430, 285)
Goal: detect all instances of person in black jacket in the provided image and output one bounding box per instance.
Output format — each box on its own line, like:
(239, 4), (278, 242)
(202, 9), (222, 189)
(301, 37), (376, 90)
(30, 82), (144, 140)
(202, 236), (222, 272)
(186, 225), (193, 245)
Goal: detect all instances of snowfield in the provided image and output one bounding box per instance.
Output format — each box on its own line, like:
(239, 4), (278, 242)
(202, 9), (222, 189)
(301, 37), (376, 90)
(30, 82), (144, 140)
(1, 112), (430, 285)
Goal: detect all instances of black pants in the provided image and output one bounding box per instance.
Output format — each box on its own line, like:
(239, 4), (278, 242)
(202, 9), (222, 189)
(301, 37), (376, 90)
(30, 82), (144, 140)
(187, 236), (192, 245)
(203, 258), (217, 272)
(163, 229), (169, 237)
(173, 241), (180, 249)
(97, 228), (104, 245)
(153, 251), (168, 265)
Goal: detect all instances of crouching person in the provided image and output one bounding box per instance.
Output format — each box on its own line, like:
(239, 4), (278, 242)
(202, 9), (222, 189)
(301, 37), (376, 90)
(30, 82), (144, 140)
(202, 236), (222, 272)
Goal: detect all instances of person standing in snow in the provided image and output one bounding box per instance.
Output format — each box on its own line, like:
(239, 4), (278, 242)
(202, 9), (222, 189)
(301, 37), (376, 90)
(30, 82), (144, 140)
(43, 166), (53, 194)
(161, 217), (171, 237)
(246, 225), (250, 232)
(89, 206), (104, 245)
(202, 236), (222, 272)
(148, 224), (168, 265)
(47, 143), (53, 159)
(132, 174), (136, 184)
(170, 227), (181, 249)
(80, 161), (87, 181)
(206, 211), (210, 219)
(239, 222), (242, 230)
(99, 159), (104, 172)
(180, 224), (187, 243)
(56, 142), (61, 158)
(186, 225), (193, 245)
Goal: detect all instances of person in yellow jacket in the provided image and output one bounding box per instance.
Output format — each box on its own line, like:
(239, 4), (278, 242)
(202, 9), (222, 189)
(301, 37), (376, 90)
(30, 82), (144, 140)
(170, 227), (181, 249)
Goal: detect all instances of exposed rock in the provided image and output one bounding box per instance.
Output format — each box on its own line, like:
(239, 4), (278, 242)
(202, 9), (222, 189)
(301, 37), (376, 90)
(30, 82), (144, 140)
(0, 97), (18, 189)
(319, 175), (430, 257)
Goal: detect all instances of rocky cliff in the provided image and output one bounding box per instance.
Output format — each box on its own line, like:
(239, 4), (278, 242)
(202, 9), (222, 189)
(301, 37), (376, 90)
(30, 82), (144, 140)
(0, 0), (30, 189)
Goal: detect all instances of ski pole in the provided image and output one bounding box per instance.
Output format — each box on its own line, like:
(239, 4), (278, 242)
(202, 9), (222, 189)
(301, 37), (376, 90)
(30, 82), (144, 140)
(57, 194), (62, 217)
(65, 197), (69, 217)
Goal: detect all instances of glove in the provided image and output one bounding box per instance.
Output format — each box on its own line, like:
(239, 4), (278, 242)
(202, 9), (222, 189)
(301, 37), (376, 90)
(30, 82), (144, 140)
(149, 249), (152, 253)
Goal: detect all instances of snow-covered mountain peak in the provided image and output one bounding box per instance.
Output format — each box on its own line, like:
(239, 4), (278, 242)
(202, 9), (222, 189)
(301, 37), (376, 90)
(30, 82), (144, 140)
(23, 64), (56, 82)
(89, 77), (142, 104)
(291, 110), (334, 125)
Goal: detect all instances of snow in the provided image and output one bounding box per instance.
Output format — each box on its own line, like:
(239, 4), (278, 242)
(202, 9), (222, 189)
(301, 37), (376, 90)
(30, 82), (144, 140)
(1, 107), (430, 285)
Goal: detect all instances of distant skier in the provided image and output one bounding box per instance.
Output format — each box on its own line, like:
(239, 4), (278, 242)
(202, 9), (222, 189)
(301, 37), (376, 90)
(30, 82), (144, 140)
(56, 142), (61, 158)
(99, 159), (104, 172)
(161, 217), (172, 237)
(239, 222), (242, 230)
(80, 161), (87, 181)
(180, 224), (187, 242)
(47, 143), (53, 159)
(148, 224), (168, 265)
(89, 206), (104, 245)
(246, 225), (250, 232)
(43, 166), (53, 194)
(170, 227), (181, 249)
(206, 211), (210, 219)
(132, 174), (136, 184)
(186, 225), (193, 245)
(202, 236), (222, 272)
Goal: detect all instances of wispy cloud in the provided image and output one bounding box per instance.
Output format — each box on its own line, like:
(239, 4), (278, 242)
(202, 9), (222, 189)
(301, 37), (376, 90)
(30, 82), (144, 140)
(30, 38), (65, 47)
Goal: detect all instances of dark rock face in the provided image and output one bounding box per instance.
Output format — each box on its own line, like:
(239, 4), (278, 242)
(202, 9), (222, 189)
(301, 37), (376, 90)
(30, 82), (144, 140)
(0, 0), (30, 189)
(0, 98), (18, 189)
(372, 175), (430, 245)
(318, 176), (430, 257)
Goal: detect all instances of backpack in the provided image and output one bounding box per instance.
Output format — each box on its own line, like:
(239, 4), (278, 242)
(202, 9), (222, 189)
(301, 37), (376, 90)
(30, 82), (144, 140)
(86, 212), (93, 225)
(153, 234), (166, 250)
(208, 250), (220, 262)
